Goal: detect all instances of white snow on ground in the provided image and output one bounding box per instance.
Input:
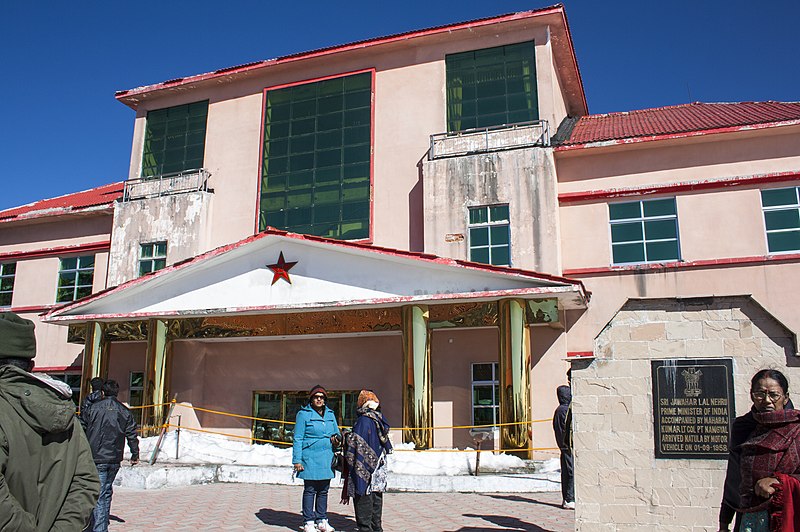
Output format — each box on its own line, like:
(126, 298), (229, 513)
(132, 430), (546, 476)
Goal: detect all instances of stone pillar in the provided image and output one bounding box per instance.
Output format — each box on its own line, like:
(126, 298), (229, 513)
(80, 322), (109, 404)
(401, 305), (432, 449)
(498, 299), (532, 455)
(142, 319), (173, 436)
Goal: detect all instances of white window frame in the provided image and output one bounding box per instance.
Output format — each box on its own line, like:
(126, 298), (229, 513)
(761, 186), (800, 255)
(608, 197), (681, 265)
(471, 362), (499, 430)
(0, 262), (15, 308)
(56, 255), (95, 303)
(467, 204), (511, 266)
(139, 241), (168, 276)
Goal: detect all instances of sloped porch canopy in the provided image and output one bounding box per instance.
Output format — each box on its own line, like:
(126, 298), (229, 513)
(44, 229), (588, 449)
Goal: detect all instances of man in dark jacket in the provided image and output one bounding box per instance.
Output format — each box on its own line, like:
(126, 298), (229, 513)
(84, 379), (140, 532)
(79, 377), (104, 427)
(0, 311), (99, 531)
(553, 384), (574, 509)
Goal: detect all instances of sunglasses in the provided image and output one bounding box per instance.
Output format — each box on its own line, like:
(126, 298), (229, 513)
(311, 394), (326, 400)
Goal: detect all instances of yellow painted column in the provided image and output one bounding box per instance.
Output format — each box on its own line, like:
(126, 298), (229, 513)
(80, 322), (108, 404)
(498, 299), (532, 456)
(401, 305), (432, 449)
(142, 319), (173, 436)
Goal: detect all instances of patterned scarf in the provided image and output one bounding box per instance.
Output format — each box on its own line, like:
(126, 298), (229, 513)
(739, 408), (800, 512)
(343, 408), (392, 497)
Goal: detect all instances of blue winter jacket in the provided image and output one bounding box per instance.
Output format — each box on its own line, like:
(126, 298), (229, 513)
(292, 404), (341, 480)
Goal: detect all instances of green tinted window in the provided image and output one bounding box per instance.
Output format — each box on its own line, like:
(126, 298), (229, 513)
(468, 204), (511, 266)
(446, 42), (538, 132)
(252, 390), (359, 445)
(609, 198), (679, 265)
(761, 187), (800, 253)
(471, 362), (499, 428)
(260, 73), (371, 240)
(0, 263), (15, 307)
(139, 241), (168, 277)
(142, 101), (208, 177)
(56, 256), (95, 303)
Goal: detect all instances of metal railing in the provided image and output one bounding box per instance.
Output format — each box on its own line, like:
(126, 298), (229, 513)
(123, 168), (211, 202)
(429, 120), (550, 160)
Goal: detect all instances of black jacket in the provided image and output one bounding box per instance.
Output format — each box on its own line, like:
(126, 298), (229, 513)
(83, 397), (140, 464)
(78, 390), (102, 429)
(553, 385), (572, 451)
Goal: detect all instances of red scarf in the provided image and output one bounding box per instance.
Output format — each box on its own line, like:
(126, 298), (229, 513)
(770, 473), (800, 532)
(739, 409), (800, 514)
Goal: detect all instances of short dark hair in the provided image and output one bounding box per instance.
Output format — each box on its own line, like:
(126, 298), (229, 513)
(102, 379), (120, 397)
(90, 377), (104, 392)
(0, 357), (34, 372)
(751, 369), (789, 394)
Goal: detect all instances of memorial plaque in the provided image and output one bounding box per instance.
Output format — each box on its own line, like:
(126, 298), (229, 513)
(651, 358), (735, 459)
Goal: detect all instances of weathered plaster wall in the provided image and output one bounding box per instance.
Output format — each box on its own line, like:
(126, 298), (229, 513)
(423, 147), (561, 275)
(108, 193), (212, 286)
(572, 296), (799, 531)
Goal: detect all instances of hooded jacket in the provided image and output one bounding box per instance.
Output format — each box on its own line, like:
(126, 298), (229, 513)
(553, 385), (572, 451)
(83, 396), (140, 464)
(292, 403), (340, 480)
(0, 365), (99, 531)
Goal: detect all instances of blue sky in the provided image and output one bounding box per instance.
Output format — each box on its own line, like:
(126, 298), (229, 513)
(1, 0), (797, 210)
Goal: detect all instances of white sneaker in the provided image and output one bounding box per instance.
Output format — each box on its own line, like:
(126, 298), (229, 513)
(302, 522), (317, 532)
(562, 500), (575, 509)
(316, 519), (335, 532)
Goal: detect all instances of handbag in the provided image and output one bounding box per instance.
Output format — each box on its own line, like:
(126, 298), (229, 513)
(331, 451), (344, 472)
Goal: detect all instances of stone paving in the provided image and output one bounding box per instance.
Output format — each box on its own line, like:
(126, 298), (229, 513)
(108, 483), (574, 531)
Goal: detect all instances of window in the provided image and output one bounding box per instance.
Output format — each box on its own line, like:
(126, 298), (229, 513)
(48, 373), (81, 406)
(472, 363), (499, 428)
(259, 72), (372, 240)
(56, 256), (95, 303)
(252, 390), (359, 445)
(129, 371), (145, 425)
(761, 187), (800, 253)
(142, 101), (208, 178)
(468, 205), (511, 266)
(609, 198), (680, 265)
(446, 41), (538, 132)
(139, 241), (167, 276)
(0, 263), (15, 307)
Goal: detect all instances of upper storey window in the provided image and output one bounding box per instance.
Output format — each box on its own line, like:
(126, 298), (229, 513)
(0, 263), (15, 307)
(260, 72), (372, 240)
(56, 256), (95, 303)
(761, 187), (800, 253)
(468, 205), (511, 266)
(141, 101), (208, 178)
(609, 198), (680, 265)
(446, 41), (538, 132)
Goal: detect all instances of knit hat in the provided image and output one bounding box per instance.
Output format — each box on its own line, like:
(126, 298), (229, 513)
(309, 385), (328, 399)
(357, 389), (379, 409)
(0, 312), (36, 359)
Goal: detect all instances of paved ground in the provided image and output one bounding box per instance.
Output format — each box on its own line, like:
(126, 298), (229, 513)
(108, 483), (574, 531)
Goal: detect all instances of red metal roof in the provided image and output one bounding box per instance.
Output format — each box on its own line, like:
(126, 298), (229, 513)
(556, 101), (800, 148)
(0, 182), (123, 223)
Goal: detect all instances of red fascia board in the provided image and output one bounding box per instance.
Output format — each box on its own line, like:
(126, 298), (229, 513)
(34, 366), (81, 373)
(0, 241), (111, 262)
(567, 351), (593, 358)
(563, 252), (800, 277)
(558, 171), (800, 204)
(44, 227), (587, 319)
(554, 119), (800, 152)
(10, 305), (56, 315)
(44, 285), (586, 323)
(115, 6), (566, 102)
(558, 7), (588, 115)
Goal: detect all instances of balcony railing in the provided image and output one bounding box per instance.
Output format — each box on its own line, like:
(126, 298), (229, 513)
(122, 169), (211, 202)
(429, 120), (550, 160)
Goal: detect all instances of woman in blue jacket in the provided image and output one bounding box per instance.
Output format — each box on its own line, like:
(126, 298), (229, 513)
(293, 385), (341, 532)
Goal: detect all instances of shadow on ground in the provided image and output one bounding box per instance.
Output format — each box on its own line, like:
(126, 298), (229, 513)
(256, 508), (355, 531)
(457, 513), (555, 532)
(109, 515), (125, 523)
(485, 494), (564, 510)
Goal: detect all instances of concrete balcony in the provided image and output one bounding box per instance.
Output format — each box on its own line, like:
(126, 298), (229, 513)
(123, 169), (211, 201)
(429, 121), (550, 160)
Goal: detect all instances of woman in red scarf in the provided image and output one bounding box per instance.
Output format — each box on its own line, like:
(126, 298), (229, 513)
(738, 369), (800, 532)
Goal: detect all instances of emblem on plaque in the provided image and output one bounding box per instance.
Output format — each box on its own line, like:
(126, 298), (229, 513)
(682, 367), (703, 397)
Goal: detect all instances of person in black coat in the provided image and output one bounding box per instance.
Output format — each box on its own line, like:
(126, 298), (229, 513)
(79, 377), (104, 428)
(553, 385), (574, 509)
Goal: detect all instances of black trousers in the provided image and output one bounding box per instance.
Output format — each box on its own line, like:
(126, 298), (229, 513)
(560, 450), (574, 503)
(354, 492), (383, 532)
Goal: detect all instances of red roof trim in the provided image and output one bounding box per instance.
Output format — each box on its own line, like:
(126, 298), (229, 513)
(10, 305), (56, 315)
(563, 252), (800, 277)
(0, 182), (123, 223)
(567, 351), (594, 358)
(44, 227), (587, 319)
(0, 241), (111, 262)
(34, 366), (81, 373)
(116, 5), (566, 101)
(558, 171), (800, 204)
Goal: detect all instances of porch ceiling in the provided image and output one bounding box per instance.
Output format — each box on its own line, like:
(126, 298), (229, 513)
(44, 229), (588, 324)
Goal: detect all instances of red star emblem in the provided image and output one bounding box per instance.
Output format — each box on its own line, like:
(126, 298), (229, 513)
(266, 251), (297, 285)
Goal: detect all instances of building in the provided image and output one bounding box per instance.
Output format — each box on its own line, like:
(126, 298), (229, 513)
(2, 5), (799, 527)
